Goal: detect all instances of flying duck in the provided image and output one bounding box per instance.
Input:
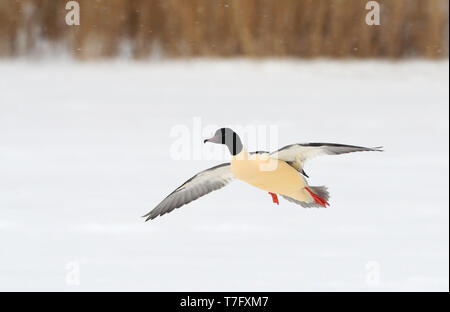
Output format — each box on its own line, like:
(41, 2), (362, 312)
(143, 128), (382, 220)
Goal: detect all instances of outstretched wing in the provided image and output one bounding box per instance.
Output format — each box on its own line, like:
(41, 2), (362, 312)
(271, 143), (383, 164)
(143, 163), (234, 221)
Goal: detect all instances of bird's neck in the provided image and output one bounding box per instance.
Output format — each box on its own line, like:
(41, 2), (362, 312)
(225, 134), (243, 156)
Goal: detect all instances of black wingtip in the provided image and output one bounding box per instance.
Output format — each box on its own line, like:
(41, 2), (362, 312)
(372, 146), (384, 152)
(143, 211), (161, 221)
(142, 213), (153, 222)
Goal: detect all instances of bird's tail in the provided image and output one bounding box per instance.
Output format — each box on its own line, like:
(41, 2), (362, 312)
(281, 185), (330, 208)
(304, 186), (330, 208)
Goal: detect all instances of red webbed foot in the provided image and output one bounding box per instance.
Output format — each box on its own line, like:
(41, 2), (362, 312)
(305, 187), (329, 207)
(268, 192), (279, 205)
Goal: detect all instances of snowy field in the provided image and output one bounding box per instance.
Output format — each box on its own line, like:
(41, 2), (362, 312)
(0, 59), (448, 291)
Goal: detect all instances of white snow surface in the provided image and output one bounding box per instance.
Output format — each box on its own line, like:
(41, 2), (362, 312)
(0, 59), (448, 291)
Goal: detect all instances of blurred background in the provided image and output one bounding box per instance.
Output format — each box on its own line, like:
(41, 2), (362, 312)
(0, 0), (448, 292)
(0, 0), (448, 59)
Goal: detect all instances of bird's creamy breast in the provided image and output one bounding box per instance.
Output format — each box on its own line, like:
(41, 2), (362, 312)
(231, 152), (270, 179)
(231, 152), (304, 193)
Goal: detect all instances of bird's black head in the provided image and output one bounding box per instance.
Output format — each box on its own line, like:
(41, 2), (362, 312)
(204, 128), (243, 156)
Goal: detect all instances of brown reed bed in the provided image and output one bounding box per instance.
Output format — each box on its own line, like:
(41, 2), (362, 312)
(0, 0), (448, 59)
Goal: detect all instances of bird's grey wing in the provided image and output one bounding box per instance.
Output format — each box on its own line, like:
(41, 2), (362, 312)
(143, 163), (234, 221)
(270, 143), (383, 164)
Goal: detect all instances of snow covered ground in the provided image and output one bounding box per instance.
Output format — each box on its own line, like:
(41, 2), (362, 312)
(0, 59), (448, 291)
